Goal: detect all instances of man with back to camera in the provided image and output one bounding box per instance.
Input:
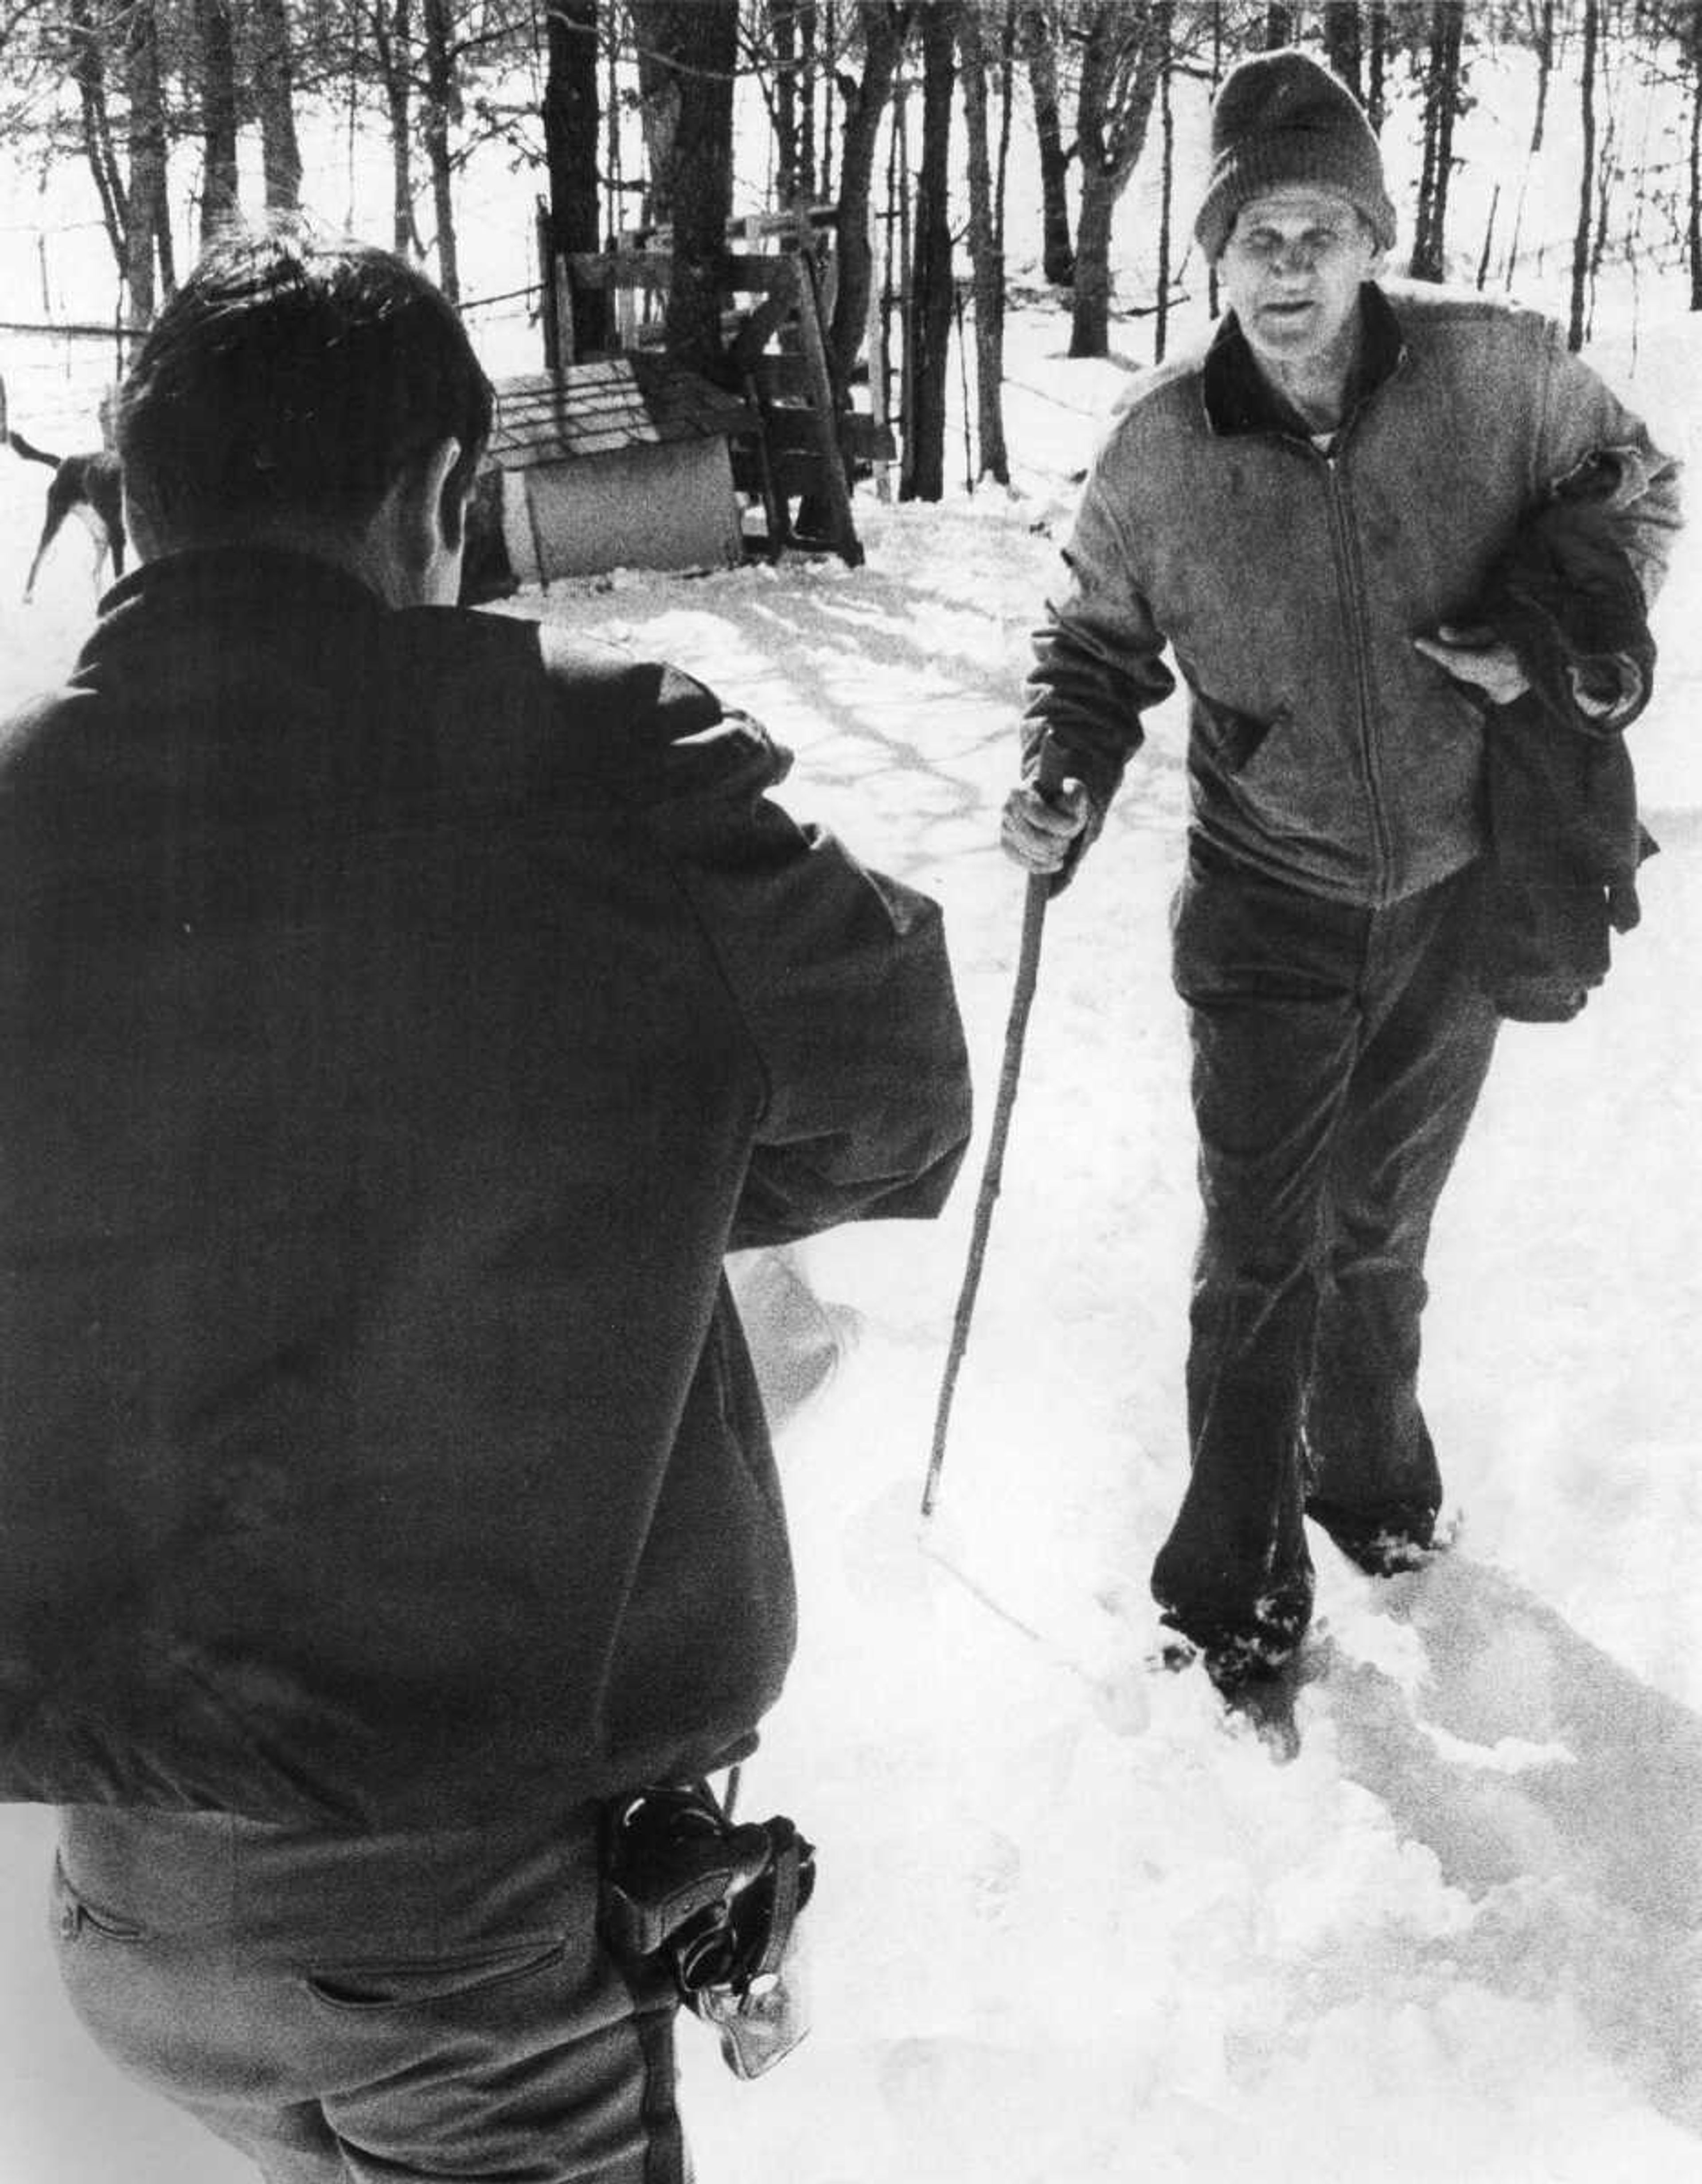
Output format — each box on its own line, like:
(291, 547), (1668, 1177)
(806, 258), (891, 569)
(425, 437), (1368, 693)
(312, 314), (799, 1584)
(0, 228), (971, 2181)
(1002, 49), (1680, 1698)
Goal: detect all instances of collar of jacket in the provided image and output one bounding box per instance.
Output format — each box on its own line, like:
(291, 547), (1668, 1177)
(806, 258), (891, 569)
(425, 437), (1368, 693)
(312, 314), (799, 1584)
(78, 544), (391, 678)
(1201, 281), (1406, 441)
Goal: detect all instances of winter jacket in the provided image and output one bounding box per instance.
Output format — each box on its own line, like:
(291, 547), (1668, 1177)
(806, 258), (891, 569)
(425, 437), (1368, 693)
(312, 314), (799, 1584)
(1024, 281), (1682, 907)
(1475, 452), (1659, 1021)
(0, 547), (971, 1829)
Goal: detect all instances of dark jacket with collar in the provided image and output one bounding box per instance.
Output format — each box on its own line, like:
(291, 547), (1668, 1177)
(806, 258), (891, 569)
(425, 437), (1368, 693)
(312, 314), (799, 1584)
(1025, 280), (1681, 906)
(1475, 454), (1658, 1020)
(0, 548), (971, 1828)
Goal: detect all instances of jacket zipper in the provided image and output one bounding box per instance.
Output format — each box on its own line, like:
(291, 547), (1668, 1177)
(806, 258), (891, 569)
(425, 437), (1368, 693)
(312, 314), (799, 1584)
(1315, 439), (1394, 905)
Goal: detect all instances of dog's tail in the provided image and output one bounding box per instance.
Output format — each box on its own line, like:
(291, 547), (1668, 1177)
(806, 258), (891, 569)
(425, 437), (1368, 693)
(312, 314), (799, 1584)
(7, 430), (62, 471)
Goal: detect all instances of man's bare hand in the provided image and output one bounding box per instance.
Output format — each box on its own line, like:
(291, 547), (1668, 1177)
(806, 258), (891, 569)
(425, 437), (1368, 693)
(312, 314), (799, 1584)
(1412, 622), (1530, 705)
(1000, 776), (1091, 875)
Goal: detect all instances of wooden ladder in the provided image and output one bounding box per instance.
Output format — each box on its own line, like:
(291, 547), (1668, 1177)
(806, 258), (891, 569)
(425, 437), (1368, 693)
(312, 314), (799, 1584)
(725, 239), (864, 567)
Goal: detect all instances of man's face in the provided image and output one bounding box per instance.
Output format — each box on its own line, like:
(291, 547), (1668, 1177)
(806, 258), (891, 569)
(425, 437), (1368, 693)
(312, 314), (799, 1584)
(1217, 186), (1382, 376)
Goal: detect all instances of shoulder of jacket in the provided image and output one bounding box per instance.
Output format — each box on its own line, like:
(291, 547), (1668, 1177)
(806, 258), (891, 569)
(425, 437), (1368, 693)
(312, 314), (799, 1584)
(528, 621), (791, 806)
(1080, 347), (1211, 497)
(530, 622), (719, 744)
(1380, 278), (1563, 359)
(386, 608), (785, 810)
(1101, 341), (1210, 441)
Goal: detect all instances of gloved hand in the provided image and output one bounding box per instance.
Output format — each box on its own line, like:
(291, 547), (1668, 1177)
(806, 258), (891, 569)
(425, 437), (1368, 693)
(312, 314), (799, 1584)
(999, 774), (1091, 876)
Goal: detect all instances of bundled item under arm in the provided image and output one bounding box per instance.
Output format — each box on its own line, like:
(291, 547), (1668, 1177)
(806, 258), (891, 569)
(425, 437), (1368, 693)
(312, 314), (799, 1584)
(1534, 332), (1683, 605)
(1473, 453), (1665, 1021)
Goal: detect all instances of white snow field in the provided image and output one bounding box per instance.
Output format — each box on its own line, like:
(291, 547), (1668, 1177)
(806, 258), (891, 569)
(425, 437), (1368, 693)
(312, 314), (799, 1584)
(0, 289), (1696, 2184)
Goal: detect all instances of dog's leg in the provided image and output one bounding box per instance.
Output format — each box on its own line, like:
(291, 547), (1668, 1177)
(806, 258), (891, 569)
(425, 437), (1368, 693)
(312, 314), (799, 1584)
(23, 509), (67, 604)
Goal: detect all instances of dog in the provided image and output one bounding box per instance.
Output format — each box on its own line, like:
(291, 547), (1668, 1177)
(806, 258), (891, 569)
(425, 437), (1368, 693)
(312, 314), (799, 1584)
(8, 431), (125, 603)
(1, 367), (125, 602)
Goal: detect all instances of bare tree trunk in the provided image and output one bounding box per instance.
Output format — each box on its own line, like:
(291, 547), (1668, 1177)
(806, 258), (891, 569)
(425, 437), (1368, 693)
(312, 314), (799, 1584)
(252, 0), (303, 212)
(546, 0), (602, 240)
(995, 0), (1015, 264)
(958, 0), (1007, 484)
(373, 0), (418, 257)
(1207, 0), (1225, 315)
(829, 0), (909, 382)
(1020, 1), (1073, 286)
(889, 70), (910, 491)
(1501, 0), (1553, 289)
(1411, 18), (1440, 276)
(1474, 181), (1499, 289)
(1366, 1), (1389, 134)
(770, 0), (800, 202)
(197, 0), (239, 243)
(1532, 0), (1555, 150)
(1689, 24), (1702, 311)
(422, 0), (460, 302)
(1408, 1), (1463, 284)
(1264, 5), (1293, 47)
(1569, 0), (1598, 351)
(70, 0), (126, 277)
(798, 0), (819, 201)
(545, 0), (605, 351)
(630, 0), (739, 375)
(606, 6), (624, 230)
(124, 0), (169, 323)
(1322, 1), (1361, 99)
(1069, 2), (1163, 359)
(1154, 0), (1174, 362)
(1588, 77), (1617, 292)
(1071, 179), (1114, 357)
(901, 0), (956, 501)
(821, 0), (838, 197)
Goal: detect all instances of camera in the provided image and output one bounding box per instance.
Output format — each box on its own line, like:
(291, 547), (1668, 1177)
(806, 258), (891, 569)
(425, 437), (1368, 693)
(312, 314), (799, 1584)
(601, 1780), (815, 2079)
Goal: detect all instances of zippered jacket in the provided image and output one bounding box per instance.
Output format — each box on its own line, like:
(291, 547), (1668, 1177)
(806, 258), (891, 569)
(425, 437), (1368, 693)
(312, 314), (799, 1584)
(0, 549), (971, 1829)
(1024, 281), (1682, 905)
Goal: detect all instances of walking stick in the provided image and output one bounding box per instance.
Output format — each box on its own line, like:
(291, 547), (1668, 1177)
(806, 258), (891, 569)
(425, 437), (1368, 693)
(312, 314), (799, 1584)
(922, 740), (1071, 1517)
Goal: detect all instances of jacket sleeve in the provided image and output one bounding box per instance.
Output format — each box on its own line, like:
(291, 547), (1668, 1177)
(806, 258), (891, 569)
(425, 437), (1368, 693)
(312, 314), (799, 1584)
(1022, 440), (1178, 880)
(1536, 321), (1684, 604)
(633, 673), (972, 1252)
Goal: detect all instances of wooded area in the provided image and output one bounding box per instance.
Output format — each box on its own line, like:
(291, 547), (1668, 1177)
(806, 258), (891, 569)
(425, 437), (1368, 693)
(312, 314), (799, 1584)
(1, 0), (1701, 505)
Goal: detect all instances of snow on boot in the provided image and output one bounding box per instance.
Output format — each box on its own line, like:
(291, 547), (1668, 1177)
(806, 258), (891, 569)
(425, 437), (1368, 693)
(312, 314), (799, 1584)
(1305, 1494), (1441, 1578)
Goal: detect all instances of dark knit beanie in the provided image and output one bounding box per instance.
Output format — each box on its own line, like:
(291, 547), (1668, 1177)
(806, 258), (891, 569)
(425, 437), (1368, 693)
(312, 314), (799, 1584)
(1195, 47), (1397, 263)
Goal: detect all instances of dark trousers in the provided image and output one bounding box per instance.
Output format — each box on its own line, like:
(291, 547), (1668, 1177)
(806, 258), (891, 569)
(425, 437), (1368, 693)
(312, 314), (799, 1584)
(51, 1799), (688, 2184)
(1152, 838), (1499, 1658)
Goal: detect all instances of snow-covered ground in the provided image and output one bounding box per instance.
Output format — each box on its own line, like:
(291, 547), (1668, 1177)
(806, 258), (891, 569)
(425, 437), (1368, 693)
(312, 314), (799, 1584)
(0, 288), (1697, 2184)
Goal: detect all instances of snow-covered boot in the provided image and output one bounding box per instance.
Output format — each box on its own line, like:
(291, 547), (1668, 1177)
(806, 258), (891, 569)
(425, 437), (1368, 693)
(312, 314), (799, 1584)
(1304, 1493), (1439, 1578)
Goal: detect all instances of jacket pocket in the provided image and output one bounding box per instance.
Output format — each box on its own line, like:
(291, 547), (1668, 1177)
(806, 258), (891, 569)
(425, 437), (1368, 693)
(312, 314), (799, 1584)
(50, 1854), (147, 1944)
(303, 1936), (566, 2013)
(1196, 691), (1286, 775)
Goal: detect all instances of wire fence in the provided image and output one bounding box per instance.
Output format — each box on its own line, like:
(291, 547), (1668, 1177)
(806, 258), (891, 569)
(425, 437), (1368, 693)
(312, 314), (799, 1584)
(0, 320), (127, 448)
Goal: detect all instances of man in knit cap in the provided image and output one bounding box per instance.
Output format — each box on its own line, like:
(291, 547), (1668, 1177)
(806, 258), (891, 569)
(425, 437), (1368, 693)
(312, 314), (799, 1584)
(1002, 49), (1681, 1696)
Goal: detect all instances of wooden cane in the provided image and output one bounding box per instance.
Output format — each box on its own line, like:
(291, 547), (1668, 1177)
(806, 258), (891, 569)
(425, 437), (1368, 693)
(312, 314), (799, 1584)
(922, 741), (1072, 1517)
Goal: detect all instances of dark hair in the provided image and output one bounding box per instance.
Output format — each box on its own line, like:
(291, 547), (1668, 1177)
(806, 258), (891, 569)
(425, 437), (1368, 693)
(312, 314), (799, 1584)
(118, 228), (494, 542)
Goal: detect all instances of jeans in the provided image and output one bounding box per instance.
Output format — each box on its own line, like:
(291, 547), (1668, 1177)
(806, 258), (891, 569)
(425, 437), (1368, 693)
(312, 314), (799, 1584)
(1152, 837), (1500, 1660)
(51, 1798), (687, 2184)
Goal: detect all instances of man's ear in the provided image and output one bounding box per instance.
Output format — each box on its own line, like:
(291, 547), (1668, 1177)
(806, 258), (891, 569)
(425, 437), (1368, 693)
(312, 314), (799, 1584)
(399, 437), (464, 562)
(380, 437), (465, 605)
(121, 486), (162, 565)
(437, 442), (471, 553)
